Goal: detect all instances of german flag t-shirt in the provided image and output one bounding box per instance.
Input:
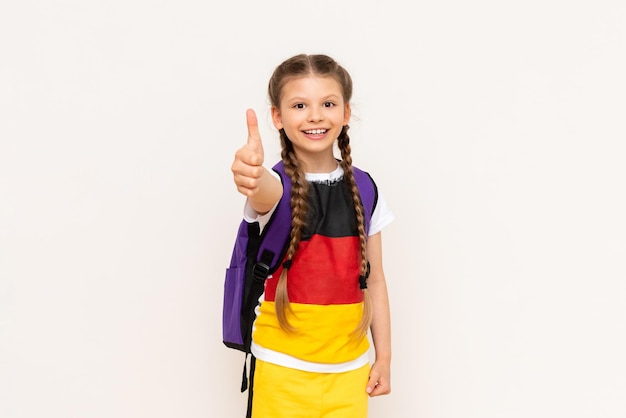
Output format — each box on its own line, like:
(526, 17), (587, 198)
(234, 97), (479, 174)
(248, 165), (393, 373)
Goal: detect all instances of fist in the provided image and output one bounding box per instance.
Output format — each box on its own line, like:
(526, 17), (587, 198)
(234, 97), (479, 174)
(232, 109), (265, 197)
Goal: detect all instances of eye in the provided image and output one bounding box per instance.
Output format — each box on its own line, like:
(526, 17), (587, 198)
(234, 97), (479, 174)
(323, 101), (335, 108)
(293, 103), (305, 109)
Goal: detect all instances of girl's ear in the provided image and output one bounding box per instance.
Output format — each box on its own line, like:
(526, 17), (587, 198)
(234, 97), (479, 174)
(271, 106), (283, 130)
(343, 104), (351, 126)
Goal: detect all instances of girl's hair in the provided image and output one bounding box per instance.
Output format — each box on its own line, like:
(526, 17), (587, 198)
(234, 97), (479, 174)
(268, 54), (372, 337)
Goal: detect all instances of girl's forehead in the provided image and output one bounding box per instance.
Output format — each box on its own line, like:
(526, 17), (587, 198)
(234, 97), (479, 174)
(280, 75), (343, 98)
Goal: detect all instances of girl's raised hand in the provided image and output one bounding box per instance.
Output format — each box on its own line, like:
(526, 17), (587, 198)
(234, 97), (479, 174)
(232, 109), (266, 197)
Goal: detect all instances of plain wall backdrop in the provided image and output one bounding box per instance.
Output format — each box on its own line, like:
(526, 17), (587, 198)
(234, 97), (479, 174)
(1, 1), (625, 417)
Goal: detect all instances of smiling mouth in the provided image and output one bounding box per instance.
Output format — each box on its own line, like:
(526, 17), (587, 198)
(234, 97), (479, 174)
(303, 129), (328, 134)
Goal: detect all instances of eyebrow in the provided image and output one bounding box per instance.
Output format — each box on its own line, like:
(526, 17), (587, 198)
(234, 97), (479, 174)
(286, 94), (341, 102)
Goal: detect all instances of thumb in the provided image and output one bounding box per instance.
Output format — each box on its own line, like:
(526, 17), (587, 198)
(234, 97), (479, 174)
(246, 108), (263, 153)
(366, 377), (376, 394)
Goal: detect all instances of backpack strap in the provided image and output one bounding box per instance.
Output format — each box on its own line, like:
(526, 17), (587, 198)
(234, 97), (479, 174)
(253, 161), (292, 274)
(353, 166), (378, 236)
(238, 162), (291, 382)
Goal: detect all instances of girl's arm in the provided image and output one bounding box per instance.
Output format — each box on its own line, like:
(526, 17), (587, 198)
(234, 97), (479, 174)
(231, 109), (282, 213)
(365, 231), (392, 396)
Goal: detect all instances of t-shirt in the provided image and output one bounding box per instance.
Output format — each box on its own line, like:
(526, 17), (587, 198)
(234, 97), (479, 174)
(244, 164), (394, 373)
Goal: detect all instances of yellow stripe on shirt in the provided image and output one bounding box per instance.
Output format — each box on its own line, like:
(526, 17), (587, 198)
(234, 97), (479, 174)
(253, 301), (370, 364)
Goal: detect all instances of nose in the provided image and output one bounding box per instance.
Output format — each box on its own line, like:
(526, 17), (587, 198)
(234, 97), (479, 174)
(308, 106), (324, 123)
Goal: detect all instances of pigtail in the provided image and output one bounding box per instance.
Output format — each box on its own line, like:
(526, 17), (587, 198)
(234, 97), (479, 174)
(337, 125), (373, 338)
(274, 129), (309, 332)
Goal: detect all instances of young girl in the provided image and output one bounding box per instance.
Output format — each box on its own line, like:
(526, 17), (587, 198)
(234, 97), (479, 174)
(231, 54), (393, 417)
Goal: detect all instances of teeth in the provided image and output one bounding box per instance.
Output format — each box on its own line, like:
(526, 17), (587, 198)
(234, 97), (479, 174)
(305, 129), (327, 134)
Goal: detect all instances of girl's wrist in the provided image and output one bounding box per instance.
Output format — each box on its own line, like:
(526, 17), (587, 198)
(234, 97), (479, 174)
(374, 352), (391, 364)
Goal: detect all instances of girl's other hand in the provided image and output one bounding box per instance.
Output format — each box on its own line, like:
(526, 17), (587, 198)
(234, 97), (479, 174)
(366, 361), (391, 397)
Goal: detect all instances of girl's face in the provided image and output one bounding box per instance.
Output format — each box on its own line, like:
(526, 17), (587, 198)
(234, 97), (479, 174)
(272, 75), (351, 171)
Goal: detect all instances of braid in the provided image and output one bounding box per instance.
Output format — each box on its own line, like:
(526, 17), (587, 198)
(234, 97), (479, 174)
(337, 125), (373, 338)
(275, 129), (309, 332)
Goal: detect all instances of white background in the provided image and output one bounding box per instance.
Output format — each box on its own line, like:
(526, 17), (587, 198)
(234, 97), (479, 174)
(1, 1), (625, 417)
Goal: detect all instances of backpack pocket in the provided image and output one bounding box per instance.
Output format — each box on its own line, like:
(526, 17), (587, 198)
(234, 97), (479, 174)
(222, 267), (245, 349)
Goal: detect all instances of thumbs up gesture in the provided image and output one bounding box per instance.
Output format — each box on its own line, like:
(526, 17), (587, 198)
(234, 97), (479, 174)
(232, 109), (266, 196)
(231, 109), (282, 213)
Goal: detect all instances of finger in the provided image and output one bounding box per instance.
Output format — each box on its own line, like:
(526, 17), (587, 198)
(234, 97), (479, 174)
(366, 373), (379, 395)
(369, 383), (391, 397)
(246, 108), (263, 152)
(366, 377), (390, 397)
(236, 184), (257, 197)
(234, 146), (263, 168)
(233, 170), (262, 189)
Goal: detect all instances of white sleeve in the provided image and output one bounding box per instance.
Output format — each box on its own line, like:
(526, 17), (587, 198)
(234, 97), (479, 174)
(243, 200), (278, 233)
(368, 189), (394, 236)
(242, 169), (281, 232)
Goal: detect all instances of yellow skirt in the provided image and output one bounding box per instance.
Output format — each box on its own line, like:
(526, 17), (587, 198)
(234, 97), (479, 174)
(252, 360), (370, 418)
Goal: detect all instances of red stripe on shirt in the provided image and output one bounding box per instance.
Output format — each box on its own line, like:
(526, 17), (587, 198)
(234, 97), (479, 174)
(264, 234), (364, 305)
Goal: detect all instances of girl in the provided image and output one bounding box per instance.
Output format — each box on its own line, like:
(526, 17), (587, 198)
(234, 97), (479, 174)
(231, 54), (393, 418)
